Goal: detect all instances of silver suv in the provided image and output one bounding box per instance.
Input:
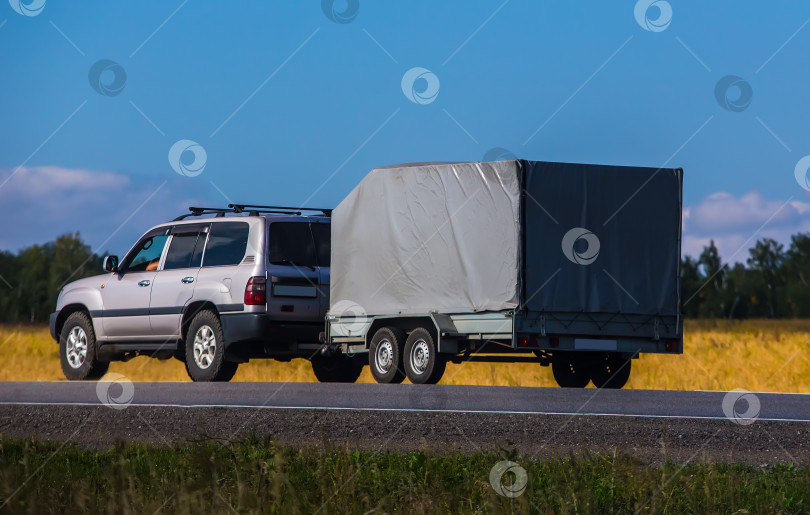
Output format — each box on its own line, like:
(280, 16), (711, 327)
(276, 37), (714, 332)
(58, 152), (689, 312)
(50, 204), (364, 382)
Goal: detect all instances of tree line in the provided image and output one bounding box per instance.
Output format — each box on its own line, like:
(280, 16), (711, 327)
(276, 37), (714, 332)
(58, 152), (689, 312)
(0, 232), (808, 324)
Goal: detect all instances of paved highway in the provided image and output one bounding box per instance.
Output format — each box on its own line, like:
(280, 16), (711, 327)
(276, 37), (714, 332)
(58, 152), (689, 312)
(1, 381), (808, 422)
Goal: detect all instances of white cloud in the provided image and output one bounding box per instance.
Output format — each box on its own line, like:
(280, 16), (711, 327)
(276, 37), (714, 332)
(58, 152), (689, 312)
(0, 166), (211, 255)
(683, 190), (810, 263)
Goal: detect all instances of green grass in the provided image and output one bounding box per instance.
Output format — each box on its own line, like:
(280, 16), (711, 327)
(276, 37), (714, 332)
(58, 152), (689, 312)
(0, 438), (807, 514)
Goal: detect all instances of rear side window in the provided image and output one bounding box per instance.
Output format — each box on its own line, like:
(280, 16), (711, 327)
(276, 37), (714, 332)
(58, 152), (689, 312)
(203, 222), (249, 267)
(164, 228), (205, 270)
(268, 222), (316, 267)
(310, 223), (331, 267)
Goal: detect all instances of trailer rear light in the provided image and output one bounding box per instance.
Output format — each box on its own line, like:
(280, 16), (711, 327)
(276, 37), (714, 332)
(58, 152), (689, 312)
(244, 276), (267, 305)
(664, 340), (677, 352)
(517, 335), (538, 347)
(549, 336), (559, 348)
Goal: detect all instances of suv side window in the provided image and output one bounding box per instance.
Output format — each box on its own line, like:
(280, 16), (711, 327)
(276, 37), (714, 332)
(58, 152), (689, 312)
(310, 223), (330, 267)
(122, 232), (170, 272)
(268, 222), (317, 267)
(164, 226), (207, 270)
(203, 222), (249, 267)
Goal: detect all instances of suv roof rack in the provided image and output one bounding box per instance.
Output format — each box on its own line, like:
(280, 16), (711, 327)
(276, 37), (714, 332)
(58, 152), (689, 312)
(173, 204), (332, 221)
(229, 204), (332, 217)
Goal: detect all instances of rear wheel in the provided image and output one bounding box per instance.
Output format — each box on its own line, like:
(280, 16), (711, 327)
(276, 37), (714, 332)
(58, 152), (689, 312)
(369, 327), (406, 384)
(589, 353), (632, 389)
(403, 328), (446, 384)
(184, 310), (238, 382)
(59, 312), (109, 381)
(551, 353), (591, 388)
(311, 353), (364, 383)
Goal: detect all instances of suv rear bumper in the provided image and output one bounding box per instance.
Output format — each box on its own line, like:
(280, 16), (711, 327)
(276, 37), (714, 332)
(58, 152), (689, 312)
(220, 313), (321, 347)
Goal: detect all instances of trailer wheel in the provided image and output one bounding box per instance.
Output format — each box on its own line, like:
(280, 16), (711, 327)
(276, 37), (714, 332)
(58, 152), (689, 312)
(311, 353), (364, 383)
(589, 353), (631, 389)
(403, 327), (446, 385)
(551, 353), (591, 388)
(369, 327), (406, 384)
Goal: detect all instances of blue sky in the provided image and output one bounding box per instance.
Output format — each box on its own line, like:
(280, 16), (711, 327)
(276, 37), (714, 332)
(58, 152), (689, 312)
(1, 1), (810, 262)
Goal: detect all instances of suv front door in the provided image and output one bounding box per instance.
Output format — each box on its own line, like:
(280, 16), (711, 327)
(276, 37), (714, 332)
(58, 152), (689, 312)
(149, 224), (208, 338)
(101, 229), (169, 339)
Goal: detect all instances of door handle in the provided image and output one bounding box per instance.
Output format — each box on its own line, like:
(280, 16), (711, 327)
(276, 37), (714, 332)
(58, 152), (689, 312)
(181, 277), (195, 284)
(138, 280), (151, 287)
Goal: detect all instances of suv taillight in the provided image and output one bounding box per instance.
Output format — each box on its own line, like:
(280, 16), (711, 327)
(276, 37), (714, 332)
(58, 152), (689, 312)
(244, 276), (267, 305)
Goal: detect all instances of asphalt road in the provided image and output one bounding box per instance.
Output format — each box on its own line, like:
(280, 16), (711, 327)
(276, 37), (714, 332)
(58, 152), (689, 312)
(2, 382), (809, 464)
(0, 381), (808, 422)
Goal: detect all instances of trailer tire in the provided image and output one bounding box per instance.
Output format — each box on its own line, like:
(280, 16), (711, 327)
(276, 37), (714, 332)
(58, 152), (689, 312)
(311, 354), (364, 383)
(589, 353), (631, 389)
(551, 353), (591, 388)
(369, 327), (406, 384)
(403, 327), (446, 385)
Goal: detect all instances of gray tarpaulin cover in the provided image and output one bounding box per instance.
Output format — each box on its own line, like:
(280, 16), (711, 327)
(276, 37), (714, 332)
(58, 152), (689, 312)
(329, 160), (682, 317)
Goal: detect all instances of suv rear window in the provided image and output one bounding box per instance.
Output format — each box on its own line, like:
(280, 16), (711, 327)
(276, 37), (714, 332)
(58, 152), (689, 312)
(203, 222), (249, 267)
(268, 222), (317, 267)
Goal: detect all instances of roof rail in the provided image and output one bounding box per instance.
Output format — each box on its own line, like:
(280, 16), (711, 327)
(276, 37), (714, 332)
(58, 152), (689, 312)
(174, 204), (332, 221)
(229, 204), (332, 217)
(173, 207), (231, 221)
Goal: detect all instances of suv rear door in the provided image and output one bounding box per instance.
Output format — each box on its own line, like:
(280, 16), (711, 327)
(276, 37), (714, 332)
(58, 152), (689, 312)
(266, 220), (320, 321)
(149, 224), (208, 338)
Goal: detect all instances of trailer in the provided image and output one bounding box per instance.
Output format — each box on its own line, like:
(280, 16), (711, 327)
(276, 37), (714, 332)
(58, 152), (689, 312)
(325, 160), (683, 388)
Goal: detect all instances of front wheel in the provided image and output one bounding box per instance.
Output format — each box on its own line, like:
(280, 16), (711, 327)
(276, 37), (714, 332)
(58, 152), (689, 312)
(60, 312), (109, 381)
(311, 353), (364, 383)
(184, 310), (238, 382)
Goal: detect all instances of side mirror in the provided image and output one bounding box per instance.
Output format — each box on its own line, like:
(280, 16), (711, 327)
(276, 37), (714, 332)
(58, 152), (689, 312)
(103, 255), (119, 273)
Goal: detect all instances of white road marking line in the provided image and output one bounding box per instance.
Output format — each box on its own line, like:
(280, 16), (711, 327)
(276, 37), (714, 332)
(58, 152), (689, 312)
(1, 402), (809, 423)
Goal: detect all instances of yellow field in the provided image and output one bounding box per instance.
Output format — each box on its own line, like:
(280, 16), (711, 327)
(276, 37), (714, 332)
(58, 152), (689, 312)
(1, 320), (809, 392)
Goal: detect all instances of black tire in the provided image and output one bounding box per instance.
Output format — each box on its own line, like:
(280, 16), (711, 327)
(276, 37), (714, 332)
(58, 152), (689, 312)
(184, 310), (238, 382)
(551, 353), (591, 388)
(59, 312), (108, 381)
(311, 353), (365, 383)
(589, 353), (632, 389)
(403, 327), (446, 385)
(369, 326), (406, 384)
